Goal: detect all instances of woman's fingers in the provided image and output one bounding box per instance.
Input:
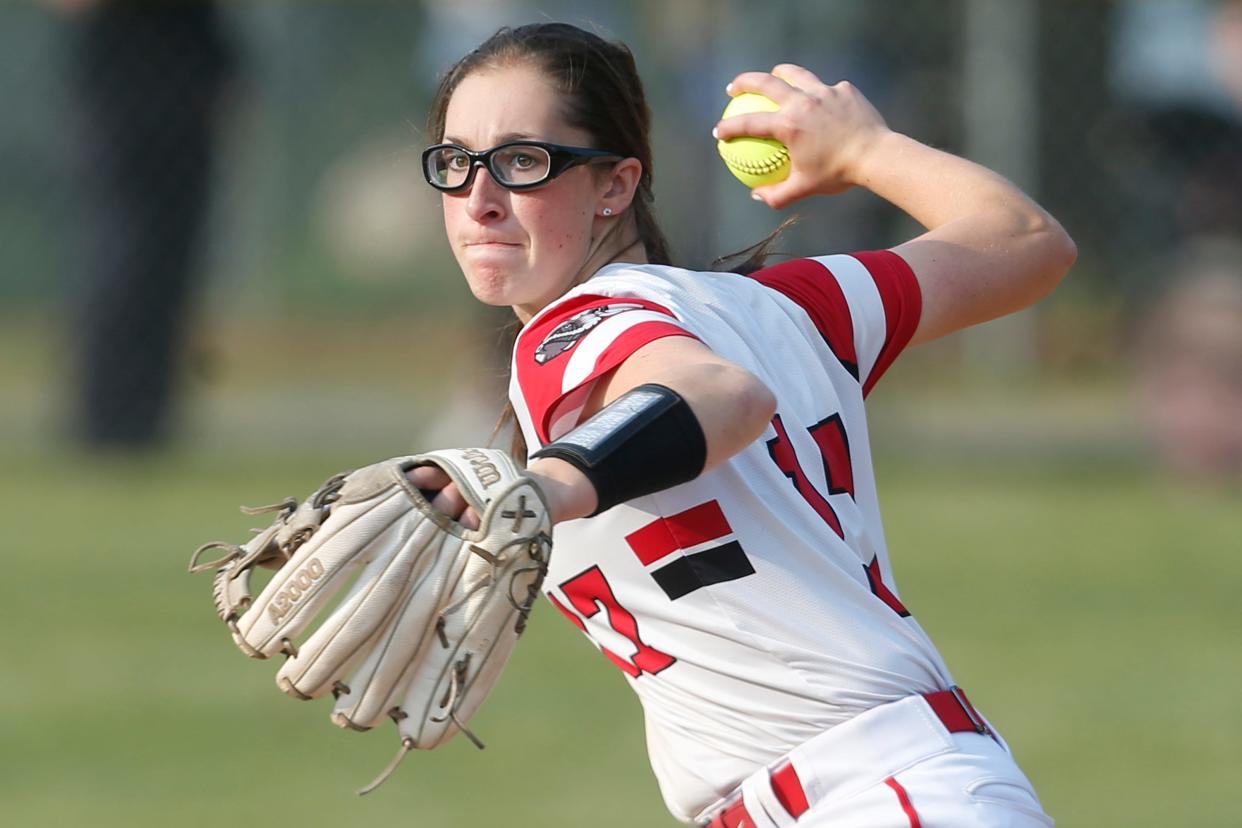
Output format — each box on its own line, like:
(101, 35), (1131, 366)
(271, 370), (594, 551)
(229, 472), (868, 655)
(715, 68), (819, 142)
(458, 507), (481, 531)
(431, 484), (468, 519)
(407, 466), (464, 517)
(429, 480), (484, 529)
(770, 63), (824, 93)
(407, 466), (451, 492)
(714, 110), (781, 142)
(405, 466), (479, 528)
(716, 66), (890, 206)
(725, 71), (799, 103)
(750, 177), (813, 210)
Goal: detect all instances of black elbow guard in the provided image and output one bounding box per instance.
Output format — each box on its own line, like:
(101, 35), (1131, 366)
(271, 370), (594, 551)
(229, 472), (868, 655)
(529, 383), (707, 516)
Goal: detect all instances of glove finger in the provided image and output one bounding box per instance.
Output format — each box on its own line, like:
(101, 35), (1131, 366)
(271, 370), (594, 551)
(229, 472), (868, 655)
(384, 473), (549, 748)
(394, 527), (547, 748)
(275, 515), (447, 700)
(330, 528), (476, 729)
(394, 556), (522, 749)
(235, 487), (413, 658)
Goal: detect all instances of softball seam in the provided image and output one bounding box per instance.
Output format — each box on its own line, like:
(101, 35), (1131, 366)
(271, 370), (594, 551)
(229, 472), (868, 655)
(719, 144), (790, 176)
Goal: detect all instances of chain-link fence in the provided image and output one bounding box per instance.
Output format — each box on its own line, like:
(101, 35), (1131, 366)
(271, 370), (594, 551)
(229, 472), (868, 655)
(3, 0), (1241, 452)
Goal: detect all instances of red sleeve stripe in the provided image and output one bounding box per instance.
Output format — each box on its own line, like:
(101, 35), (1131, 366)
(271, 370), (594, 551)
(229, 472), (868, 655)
(854, 250), (922, 396)
(539, 320), (695, 442)
(545, 383), (593, 442)
(561, 315), (692, 390)
(748, 258), (860, 380)
(625, 500), (733, 566)
(515, 295), (697, 444)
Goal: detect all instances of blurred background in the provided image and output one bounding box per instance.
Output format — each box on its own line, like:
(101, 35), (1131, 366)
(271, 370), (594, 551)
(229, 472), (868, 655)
(1, 0), (1239, 826)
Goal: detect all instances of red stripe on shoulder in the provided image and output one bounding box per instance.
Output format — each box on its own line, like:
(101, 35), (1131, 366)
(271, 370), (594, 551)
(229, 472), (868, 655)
(855, 250), (922, 396)
(515, 294), (696, 443)
(749, 258), (859, 380)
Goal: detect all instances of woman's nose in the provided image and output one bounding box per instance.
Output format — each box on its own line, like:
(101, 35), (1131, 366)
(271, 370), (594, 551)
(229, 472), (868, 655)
(463, 165), (506, 221)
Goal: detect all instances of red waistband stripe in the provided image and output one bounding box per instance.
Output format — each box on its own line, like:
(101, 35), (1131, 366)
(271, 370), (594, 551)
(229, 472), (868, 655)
(884, 776), (923, 828)
(770, 760), (810, 818)
(703, 687), (989, 827)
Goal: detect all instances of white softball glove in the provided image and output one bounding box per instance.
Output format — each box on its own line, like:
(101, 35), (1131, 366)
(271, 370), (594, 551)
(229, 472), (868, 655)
(189, 448), (551, 793)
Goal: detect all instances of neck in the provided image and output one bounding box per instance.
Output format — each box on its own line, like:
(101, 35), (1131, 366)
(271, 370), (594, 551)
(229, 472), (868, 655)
(513, 218), (648, 324)
(582, 214), (649, 275)
(602, 236), (649, 268)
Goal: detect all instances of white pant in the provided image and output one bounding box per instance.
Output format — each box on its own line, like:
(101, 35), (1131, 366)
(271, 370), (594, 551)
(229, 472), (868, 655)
(705, 695), (1053, 827)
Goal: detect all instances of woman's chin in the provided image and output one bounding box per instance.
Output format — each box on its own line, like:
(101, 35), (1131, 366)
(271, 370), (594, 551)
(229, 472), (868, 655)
(462, 269), (521, 308)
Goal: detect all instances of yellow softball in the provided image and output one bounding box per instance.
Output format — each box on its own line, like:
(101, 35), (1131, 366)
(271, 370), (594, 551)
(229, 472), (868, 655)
(716, 93), (790, 188)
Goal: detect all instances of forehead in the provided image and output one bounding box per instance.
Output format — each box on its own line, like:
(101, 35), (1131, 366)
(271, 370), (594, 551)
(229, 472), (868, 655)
(443, 63), (589, 148)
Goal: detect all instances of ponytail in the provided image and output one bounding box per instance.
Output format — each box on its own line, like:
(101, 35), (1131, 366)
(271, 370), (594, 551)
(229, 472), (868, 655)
(711, 215), (801, 276)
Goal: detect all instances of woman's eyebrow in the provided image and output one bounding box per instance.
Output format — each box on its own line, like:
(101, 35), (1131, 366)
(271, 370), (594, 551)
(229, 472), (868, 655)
(441, 132), (543, 148)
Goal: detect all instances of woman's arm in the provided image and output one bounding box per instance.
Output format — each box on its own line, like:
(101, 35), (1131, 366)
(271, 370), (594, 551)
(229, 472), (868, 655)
(526, 335), (776, 522)
(714, 64), (1077, 346)
(856, 132), (1077, 345)
(411, 336), (776, 527)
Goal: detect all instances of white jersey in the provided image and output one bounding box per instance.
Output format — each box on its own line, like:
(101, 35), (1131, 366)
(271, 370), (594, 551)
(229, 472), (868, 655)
(508, 252), (956, 824)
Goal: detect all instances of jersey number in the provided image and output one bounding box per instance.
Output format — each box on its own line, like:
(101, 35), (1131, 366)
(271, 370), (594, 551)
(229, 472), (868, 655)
(767, 413), (854, 539)
(550, 566), (677, 678)
(766, 412), (908, 616)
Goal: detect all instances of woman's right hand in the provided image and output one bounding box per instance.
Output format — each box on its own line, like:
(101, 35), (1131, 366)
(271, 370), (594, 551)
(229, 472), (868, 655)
(713, 64), (892, 209)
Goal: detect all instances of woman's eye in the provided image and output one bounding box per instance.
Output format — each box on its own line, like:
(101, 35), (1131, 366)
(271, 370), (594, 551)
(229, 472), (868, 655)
(512, 153), (535, 169)
(447, 154), (470, 170)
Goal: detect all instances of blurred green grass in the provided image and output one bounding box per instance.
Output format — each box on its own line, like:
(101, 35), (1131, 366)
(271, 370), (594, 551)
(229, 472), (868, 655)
(1, 317), (1239, 827)
(3, 451), (1237, 827)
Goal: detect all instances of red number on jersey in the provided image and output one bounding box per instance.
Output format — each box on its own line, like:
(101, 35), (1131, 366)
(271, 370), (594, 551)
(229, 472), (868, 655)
(809, 413), (854, 498)
(550, 566), (677, 678)
(864, 555), (910, 617)
(766, 413), (855, 539)
(768, 413), (910, 618)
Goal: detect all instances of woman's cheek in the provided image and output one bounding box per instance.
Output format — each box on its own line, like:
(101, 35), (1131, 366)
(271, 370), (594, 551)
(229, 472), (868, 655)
(530, 202), (587, 258)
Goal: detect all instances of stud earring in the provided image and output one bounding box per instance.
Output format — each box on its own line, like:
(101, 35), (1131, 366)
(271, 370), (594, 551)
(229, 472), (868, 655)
(602, 207), (613, 216)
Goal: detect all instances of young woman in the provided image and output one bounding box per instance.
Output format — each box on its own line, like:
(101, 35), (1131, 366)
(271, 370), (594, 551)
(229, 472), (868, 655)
(410, 21), (1075, 828)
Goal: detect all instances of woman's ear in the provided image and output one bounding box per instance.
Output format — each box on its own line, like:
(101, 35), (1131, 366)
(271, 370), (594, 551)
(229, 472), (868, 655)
(597, 157), (643, 217)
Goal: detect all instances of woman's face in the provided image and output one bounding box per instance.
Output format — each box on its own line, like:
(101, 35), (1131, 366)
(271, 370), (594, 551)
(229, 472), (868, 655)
(440, 63), (611, 320)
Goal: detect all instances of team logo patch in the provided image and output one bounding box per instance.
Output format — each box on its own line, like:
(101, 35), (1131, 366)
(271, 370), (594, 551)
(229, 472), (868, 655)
(533, 303), (645, 364)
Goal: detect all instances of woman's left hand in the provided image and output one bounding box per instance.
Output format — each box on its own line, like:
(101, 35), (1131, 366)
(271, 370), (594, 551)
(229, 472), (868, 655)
(406, 466), (481, 529)
(714, 64), (891, 209)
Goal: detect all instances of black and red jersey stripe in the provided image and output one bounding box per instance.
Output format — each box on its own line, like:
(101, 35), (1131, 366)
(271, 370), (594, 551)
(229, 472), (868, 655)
(625, 501), (755, 600)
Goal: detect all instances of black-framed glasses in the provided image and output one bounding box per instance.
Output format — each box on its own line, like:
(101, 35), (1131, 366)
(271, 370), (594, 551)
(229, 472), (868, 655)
(422, 140), (623, 193)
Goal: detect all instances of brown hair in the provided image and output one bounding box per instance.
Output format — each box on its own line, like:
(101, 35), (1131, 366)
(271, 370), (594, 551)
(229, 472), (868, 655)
(428, 22), (672, 266)
(430, 22), (791, 460)
(712, 215), (801, 276)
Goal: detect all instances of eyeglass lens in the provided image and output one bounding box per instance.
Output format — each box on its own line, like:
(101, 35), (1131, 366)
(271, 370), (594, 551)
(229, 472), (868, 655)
(426, 145), (552, 189)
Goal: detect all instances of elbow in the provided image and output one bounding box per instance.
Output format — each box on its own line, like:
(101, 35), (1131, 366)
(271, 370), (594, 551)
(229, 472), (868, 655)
(714, 363), (776, 443)
(753, 375), (779, 426)
(739, 369), (778, 439)
(1029, 216), (1078, 302)
(1049, 220), (1078, 282)
(680, 361), (777, 471)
